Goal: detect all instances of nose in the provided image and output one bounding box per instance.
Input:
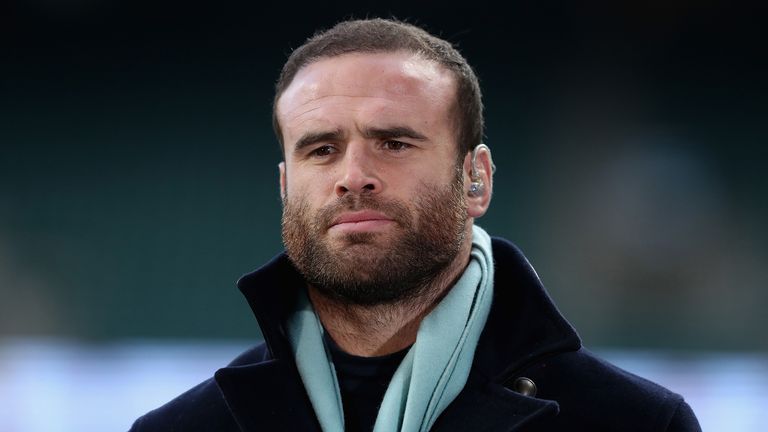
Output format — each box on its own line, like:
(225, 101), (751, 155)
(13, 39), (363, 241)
(334, 145), (382, 197)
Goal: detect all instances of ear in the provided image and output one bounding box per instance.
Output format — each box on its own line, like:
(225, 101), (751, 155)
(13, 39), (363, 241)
(462, 145), (493, 218)
(278, 161), (287, 201)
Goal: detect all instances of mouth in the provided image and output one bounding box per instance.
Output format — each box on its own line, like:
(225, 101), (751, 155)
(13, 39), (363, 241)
(329, 210), (395, 233)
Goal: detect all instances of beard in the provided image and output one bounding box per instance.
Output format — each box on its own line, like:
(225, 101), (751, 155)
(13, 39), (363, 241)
(281, 171), (468, 306)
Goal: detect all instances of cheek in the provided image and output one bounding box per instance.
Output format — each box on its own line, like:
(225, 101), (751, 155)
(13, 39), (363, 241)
(284, 168), (333, 204)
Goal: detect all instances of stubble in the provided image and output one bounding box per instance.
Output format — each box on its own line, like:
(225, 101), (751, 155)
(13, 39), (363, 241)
(281, 171), (467, 306)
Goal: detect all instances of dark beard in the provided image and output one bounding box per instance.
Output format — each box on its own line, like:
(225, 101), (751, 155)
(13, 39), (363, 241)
(281, 173), (467, 306)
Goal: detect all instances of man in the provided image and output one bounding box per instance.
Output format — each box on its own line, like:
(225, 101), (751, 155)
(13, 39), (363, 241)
(131, 19), (700, 431)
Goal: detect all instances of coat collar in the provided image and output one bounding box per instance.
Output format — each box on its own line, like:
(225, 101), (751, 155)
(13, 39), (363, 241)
(473, 237), (582, 385)
(216, 237), (580, 431)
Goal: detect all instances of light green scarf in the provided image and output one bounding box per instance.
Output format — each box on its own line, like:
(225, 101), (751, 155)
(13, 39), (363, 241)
(286, 225), (495, 432)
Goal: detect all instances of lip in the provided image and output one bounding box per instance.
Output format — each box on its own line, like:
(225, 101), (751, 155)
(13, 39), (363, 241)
(329, 210), (394, 232)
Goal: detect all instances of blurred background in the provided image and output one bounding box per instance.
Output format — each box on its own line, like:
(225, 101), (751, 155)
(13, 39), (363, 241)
(1, 1), (766, 430)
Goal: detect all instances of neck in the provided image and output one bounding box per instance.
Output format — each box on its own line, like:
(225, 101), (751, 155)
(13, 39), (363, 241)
(308, 230), (474, 357)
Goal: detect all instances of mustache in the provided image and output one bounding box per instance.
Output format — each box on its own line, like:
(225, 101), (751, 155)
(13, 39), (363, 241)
(315, 194), (411, 230)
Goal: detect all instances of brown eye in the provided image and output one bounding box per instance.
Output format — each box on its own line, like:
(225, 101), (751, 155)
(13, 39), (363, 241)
(311, 145), (337, 157)
(383, 140), (411, 152)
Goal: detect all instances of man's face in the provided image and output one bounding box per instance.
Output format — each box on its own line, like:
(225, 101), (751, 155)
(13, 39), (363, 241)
(276, 52), (470, 305)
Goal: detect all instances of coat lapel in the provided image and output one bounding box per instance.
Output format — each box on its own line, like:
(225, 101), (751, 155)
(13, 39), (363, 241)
(431, 382), (559, 432)
(215, 359), (322, 432)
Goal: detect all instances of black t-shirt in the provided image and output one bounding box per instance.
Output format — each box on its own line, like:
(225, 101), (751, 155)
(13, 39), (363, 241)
(323, 332), (411, 432)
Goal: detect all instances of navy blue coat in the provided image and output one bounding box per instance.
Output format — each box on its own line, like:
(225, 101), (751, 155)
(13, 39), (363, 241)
(130, 238), (701, 431)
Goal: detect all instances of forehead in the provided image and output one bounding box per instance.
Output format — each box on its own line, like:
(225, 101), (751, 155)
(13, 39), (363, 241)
(276, 52), (457, 141)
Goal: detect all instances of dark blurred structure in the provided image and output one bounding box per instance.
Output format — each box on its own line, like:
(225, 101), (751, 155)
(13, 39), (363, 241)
(2, 1), (766, 350)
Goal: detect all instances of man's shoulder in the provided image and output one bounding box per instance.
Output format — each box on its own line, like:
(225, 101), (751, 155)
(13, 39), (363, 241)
(523, 348), (700, 431)
(484, 237), (700, 430)
(128, 343), (270, 432)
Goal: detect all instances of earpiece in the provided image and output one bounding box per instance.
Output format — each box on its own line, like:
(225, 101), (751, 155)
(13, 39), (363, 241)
(468, 180), (485, 197)
(468, 143), (493, 197)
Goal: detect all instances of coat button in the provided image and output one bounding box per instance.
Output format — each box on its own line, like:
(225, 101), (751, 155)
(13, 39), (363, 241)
(512, 377), (537, 397)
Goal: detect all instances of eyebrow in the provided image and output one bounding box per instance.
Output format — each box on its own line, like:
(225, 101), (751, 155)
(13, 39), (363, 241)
(362, 126), (427, 141)
(292, 125), (428, 154)
(293, 129), (346, 153)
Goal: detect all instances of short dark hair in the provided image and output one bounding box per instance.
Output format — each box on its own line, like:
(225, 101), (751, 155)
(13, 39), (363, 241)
(273, 18), (484, 161)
